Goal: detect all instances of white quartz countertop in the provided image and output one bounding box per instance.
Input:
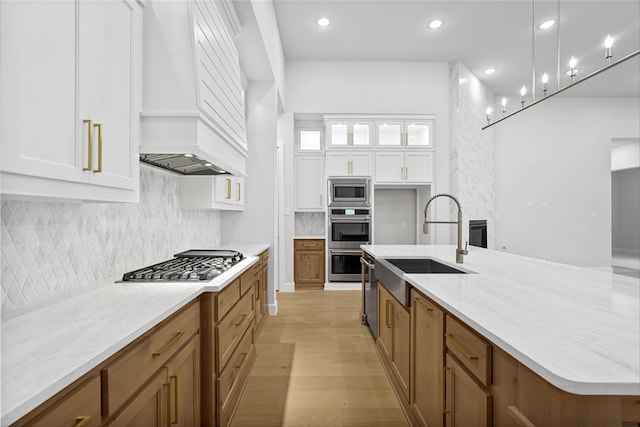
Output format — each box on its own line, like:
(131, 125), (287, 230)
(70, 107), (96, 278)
(1, 243), (269, 426)
(361, 244), (640, 396)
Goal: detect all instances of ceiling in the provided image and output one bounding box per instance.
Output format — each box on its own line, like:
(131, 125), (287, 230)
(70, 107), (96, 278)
(272, 0), (640, 98)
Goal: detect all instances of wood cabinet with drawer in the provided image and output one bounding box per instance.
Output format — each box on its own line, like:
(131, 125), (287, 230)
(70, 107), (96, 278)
(201, 264), (257, 427)
(294, 239), (325, 289)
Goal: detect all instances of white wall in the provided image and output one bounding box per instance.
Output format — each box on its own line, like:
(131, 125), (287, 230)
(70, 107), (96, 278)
(221, 82), (278, 311)
(281, 60), (451, 288)
(612, 167), (640, 254)
(611, 139), (640, 171)
(494, 97), (640, 268)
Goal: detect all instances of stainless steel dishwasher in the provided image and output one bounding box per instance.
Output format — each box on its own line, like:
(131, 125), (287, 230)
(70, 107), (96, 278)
(360, 252), (377, 338)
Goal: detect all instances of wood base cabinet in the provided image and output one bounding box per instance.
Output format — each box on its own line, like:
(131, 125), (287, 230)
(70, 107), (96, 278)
(445, 354), (492, 427)
(411, 290), (444, 427)
(294, 239), (325, 289)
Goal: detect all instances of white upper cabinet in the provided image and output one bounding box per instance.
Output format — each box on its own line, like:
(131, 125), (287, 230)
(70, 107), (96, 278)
(326, 152), (373, 177)
(297, 128), (323, 153)
(0, 0), (142, 202)
(296, 156), (325, 211)
(178, 175), (244, 210)
(374, 151), (433, 184)
(376, 120), (434, 149)
(326, 121), (373, 148)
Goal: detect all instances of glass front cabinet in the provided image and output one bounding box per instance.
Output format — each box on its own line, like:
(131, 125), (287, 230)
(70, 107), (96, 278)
(376, 120), (434, 149)
(325, 121), (373, 148)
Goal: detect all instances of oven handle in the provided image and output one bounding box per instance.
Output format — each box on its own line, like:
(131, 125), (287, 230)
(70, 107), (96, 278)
(329, 216), (371, 222)
(360, 257), (376, 270)
(329, 249), (363, 256)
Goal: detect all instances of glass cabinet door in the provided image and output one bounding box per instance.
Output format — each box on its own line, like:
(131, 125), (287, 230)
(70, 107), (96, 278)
(328, 123), (349, 146)
(406, 122), (432, 148)
(377, 122), (403, 147)
(351, 123), (370, 146)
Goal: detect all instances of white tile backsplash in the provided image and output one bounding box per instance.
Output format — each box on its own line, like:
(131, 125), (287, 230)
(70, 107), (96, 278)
(1, 165), (221, 314)
(294, 212), (326, 236)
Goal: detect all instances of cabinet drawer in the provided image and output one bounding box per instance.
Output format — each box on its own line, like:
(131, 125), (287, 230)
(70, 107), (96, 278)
(216, 278), (241, 322)
(294, 239), (324, 251)
(446, 315), (492, 385)
(25, 376), (101, 427)
(218, 326), (254, 419)
(240, 261), (261, 296)
(216, 287), (255, 372)
(101, 300), (199, 416)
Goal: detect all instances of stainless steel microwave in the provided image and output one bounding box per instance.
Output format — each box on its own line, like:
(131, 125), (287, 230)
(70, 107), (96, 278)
(328, 178), (371, 207)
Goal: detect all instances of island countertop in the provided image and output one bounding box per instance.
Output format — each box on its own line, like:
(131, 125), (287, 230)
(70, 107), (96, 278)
(361, 244), (640, 396)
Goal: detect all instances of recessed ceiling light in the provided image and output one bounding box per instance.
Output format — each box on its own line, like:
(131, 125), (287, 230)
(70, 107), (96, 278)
(538, 19), (556, 30)
(428, 19), (443, 30)
(484, 68), (497, 75)
(317, 17), (330, 27)
(184, 154), (194, 158)
(205, 163), (212, 167)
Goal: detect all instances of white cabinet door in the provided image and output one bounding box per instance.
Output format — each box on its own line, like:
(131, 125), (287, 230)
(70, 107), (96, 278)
(234, 177), (245, 207)
(326, 152), (350, 176)
(351, 122), (372, 147)
(376, 122), (404, 147)
(375, 152), (404, 184)
(0, 0), (141, 202)
(214, 175), (235, 207)
(296, 156), (325, 210)
(350, 152), (372, 175)
(326, 123), (349, 147)
(179, 175), (244, 210)
(83, 0), (137, 191)
(404, 152), (433, 183)
(405, 121), (433, 148)
(0, 1), (82, 183)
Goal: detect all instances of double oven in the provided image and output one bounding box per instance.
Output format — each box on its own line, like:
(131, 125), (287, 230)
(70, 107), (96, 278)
(328, 178), (371, 282)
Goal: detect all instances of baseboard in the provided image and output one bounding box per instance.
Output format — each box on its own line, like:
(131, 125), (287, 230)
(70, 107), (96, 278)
(280, 282), (295, 292)
(592, 266), (614, 273)
(324, 281), (361, 290)
(268, 300), (278, 316)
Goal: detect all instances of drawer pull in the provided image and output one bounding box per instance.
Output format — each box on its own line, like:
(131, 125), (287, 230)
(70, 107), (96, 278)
(152, 331), (185, 357)
(235, 314), (247, 326)
(170, 375), (179, 425)
(385, 300), (393, 328)
(446, 333), (479, 360)
(508, 406), (536, 427)
(303, 244), (317, 247)
(93, 123), (102, 173)
(235, 352), (247, 369)
(75, 416), (91, 427)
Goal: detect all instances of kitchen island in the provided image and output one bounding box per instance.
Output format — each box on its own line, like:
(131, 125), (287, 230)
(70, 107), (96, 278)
(1, 244), (269, 427)
(362, 244), (640, 426)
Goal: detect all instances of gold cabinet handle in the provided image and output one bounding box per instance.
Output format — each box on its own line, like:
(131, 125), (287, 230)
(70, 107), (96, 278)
(320, 194), (323, 206)
(446, 333), (479, 360)
(93, 123), (102, 173)
(444, 366), (453, 415)
(83, 119), (92, 171)
(401, 167), (404, 180)
(170, 375), (178, 425)
(235, 352), (247, 369)
(405, 167), (408, 180)
(75, 416), (91, 427)
(152, 331), (185, 357)
(508, 406), (537, 427)
(237, 182), (241, 201)
(303, 243), (317, 247)
(226, 178), (232, 199)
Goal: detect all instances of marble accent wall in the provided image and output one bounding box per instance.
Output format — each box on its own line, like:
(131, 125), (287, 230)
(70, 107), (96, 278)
(294, 212), (325, 237)
(1, 165), (221, 314)
(449, 62), (496, 248)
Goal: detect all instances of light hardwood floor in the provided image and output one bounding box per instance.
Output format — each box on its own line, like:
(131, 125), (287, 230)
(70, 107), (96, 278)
(231, 290), (409, 427)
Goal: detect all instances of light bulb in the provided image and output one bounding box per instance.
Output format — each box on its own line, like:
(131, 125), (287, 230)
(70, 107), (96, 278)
(486, 107), (492, 123)
(520, 86), (527, 96)
(317, 17), (330, 27)
(604, 35), (613, 63)
(569, 56), (577, 68)
(541, 73), (549, 95)
(569, 57), (577, 82)
(501, 97), (507, 113)
(604, 35), (614, 49)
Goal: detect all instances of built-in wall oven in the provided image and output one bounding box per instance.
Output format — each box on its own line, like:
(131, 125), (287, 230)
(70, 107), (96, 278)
(328, 208), (371, 281)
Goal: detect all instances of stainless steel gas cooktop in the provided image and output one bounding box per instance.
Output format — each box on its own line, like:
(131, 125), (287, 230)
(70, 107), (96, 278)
(122, 250), (244, 282)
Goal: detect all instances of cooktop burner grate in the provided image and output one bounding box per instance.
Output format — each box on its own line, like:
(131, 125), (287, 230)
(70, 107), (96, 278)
(122, 250), (244, 282)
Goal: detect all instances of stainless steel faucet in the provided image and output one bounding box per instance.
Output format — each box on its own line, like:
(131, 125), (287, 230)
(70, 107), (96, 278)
(423, 193), (469, 263)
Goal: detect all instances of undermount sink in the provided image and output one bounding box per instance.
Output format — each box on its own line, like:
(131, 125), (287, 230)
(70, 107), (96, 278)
(385, 258), (468, 274)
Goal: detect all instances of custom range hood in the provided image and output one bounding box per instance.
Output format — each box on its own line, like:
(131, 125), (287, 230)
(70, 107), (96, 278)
(139, 0), (247, 177)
